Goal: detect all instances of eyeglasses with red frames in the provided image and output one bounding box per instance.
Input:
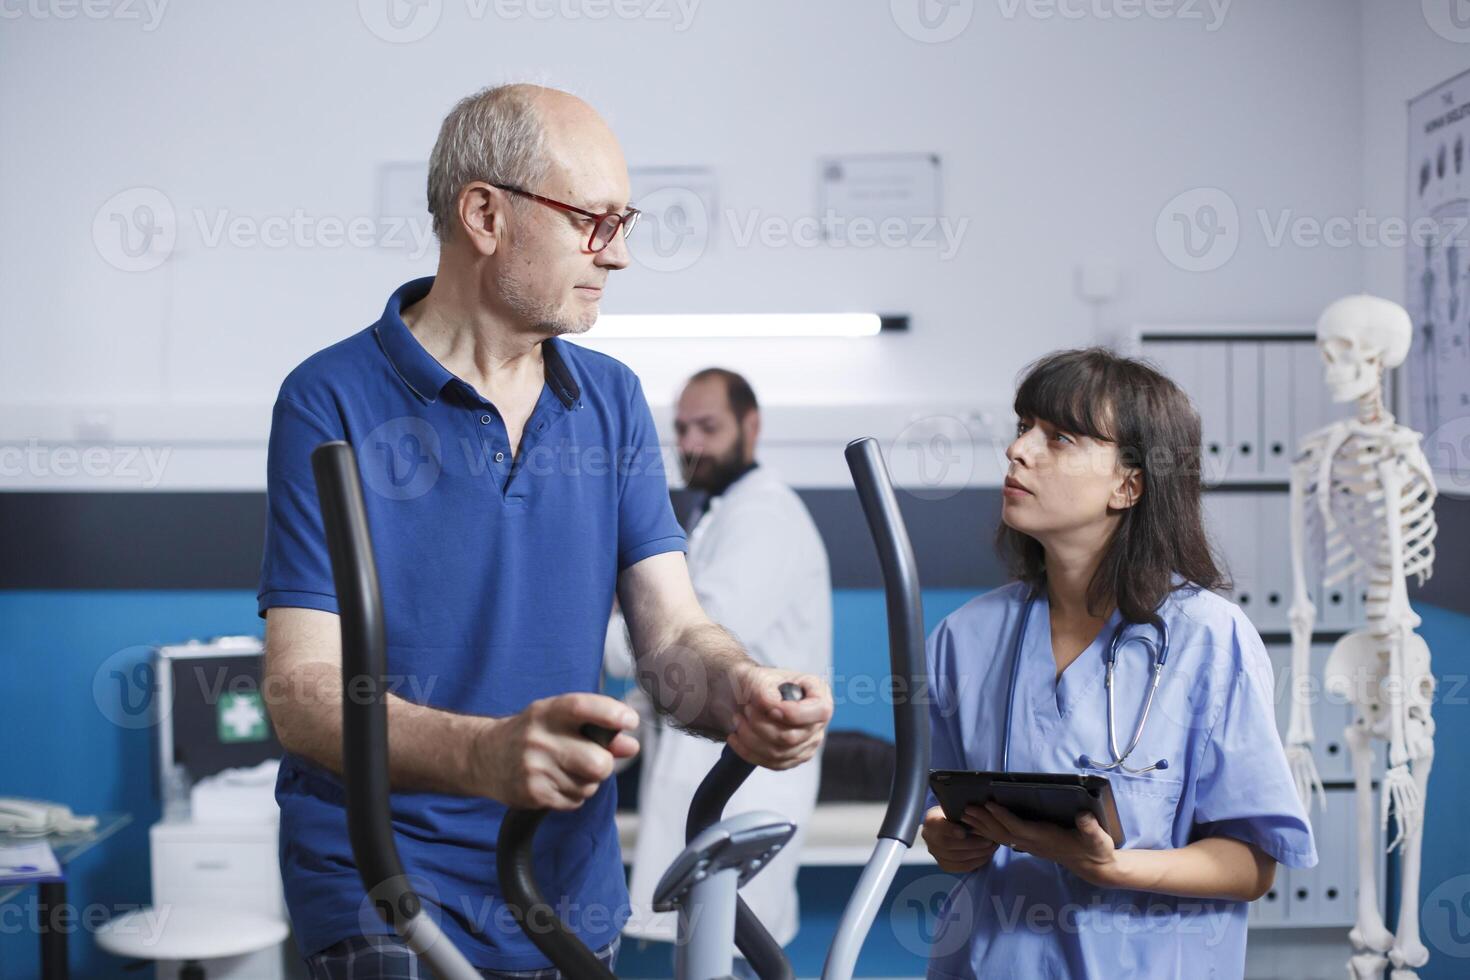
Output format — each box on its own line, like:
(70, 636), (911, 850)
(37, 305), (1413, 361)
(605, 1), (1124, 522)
(491, 183), (640, 253)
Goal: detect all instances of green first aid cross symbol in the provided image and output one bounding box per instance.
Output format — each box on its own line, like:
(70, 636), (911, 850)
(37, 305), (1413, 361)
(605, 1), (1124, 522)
(218, 691), (269, 743)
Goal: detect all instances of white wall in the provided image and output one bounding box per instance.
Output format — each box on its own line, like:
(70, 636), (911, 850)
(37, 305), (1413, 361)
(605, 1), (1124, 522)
(0, 0), (1369, 488)
(1358, 1), (1470, 499)
(1362, 0), (1470, 304)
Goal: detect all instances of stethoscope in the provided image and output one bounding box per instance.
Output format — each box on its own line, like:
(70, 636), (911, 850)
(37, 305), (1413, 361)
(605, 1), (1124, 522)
(1000, 589), (1172, 775)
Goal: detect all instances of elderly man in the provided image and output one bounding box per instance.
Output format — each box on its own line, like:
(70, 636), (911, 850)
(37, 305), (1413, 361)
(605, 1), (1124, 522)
(607, 368), (832, 979)
(257, 84), (833, 978)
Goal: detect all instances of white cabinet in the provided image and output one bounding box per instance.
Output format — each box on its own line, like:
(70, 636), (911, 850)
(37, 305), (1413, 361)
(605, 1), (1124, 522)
(1246, 788), (1383, 930)
(1139, 326), (1386, 942)
(1260, 346), (1295, 480)
(1140, 331), (1360, 636)
(1228, 341), (1262, 478)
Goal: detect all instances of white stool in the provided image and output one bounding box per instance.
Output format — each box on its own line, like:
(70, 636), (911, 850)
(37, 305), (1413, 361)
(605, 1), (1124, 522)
(96, 905), (289, 979)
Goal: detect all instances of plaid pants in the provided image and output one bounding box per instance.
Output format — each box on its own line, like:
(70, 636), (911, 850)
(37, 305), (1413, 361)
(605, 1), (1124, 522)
(305, 932), (621, 980)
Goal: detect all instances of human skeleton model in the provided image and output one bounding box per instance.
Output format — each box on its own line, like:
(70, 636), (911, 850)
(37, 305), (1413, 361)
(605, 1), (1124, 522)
(1283, 294), (1439, 980)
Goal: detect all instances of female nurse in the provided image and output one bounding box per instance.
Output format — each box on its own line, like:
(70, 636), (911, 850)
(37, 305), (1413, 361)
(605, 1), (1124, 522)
(920, 348), (1317, 979)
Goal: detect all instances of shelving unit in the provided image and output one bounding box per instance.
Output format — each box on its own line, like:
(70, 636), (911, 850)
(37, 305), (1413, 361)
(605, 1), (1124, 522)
(1133, 326), (1389, 954)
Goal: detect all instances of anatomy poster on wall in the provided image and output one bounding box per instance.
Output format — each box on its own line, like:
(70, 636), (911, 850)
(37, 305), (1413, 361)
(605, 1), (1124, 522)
(1406, 67), (1470, 493)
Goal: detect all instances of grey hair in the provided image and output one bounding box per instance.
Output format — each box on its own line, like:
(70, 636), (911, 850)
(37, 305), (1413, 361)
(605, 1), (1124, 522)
(426, 84), (552, 244)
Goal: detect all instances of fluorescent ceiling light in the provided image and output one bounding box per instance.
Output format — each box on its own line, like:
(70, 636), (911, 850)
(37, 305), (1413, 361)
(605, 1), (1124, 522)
(590, 313), (885, 338)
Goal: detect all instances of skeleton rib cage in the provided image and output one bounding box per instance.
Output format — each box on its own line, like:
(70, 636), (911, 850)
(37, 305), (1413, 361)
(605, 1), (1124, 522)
(1298, 425), (1437, 627)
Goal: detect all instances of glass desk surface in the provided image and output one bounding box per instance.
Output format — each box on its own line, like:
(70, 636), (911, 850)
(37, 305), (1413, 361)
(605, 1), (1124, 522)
(0, 812), (133, 904)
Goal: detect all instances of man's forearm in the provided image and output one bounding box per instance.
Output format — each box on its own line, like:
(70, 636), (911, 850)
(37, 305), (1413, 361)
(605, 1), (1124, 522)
(635, 620), (755, 742)
(266, 659), (489, 796)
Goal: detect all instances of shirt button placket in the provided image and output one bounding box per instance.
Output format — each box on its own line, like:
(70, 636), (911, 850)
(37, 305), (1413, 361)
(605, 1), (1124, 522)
(477, 411), (506, 491)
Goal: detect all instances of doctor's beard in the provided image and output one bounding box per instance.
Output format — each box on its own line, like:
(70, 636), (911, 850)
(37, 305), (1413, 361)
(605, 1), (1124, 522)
(681, 431), (749, 495)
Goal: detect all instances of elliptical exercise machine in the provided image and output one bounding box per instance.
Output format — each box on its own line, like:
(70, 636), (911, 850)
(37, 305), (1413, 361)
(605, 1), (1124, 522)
(313, 436), (929, 979)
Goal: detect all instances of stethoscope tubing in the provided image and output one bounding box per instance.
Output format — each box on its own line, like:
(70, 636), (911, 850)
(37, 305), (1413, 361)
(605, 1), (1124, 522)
(1001, 590), (1170, 774)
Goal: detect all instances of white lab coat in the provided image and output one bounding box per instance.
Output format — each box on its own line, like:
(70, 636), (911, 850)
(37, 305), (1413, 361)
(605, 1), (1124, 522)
(605, 465), (831, 947)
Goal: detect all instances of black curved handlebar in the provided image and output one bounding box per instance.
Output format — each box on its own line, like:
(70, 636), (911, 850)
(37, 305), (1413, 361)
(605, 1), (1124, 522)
(489, 436), (932, 979)
(681, 437), (930, 978)
(317, 439), (617, 977)
(685, 683), (804, 842)
(496, 807), (616, 979)
(844, 437), (929, 845)
(312, 441), (423, 931)
(495, 730), (618, 978)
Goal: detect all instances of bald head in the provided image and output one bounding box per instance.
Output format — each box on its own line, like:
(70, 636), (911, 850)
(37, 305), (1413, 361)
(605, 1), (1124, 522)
(511, 84), (611, 142)
(422, 83), (634, 338)
(426, 83), (629, 244)
(519, 85), (630, 216)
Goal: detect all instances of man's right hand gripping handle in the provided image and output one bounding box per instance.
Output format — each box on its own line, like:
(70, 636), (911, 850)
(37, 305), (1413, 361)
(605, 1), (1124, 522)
(468, 693), (640, 810)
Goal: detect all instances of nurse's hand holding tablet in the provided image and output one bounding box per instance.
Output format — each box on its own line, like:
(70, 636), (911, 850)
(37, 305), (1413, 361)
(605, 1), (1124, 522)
(919, 349), (1318, 980)
(922, 804), (1000, 873)
(954, 803), (1117, 884)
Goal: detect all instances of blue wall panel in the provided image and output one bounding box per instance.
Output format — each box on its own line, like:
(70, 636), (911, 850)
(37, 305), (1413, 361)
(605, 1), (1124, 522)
(3, 590), (1467, 978)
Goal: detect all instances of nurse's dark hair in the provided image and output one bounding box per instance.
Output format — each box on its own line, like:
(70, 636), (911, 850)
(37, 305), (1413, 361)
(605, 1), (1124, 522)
(995, 347), (1229, 625)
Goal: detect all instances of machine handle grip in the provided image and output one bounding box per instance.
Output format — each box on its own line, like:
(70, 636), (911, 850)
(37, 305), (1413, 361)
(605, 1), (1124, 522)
(686, 681), (806, 846)
(579, 723), (619, 748)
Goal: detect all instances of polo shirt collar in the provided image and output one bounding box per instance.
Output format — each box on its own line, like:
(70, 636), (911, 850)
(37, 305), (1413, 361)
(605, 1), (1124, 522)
(374, 276), (583, 410)
(542, 336), (582, 410)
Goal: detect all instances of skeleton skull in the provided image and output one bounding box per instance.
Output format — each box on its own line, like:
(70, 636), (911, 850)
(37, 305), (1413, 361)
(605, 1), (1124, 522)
(1315, 293), (1412, 403)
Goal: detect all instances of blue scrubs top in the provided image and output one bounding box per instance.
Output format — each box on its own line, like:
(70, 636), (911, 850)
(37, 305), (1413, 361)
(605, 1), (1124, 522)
(256, 276), (687, 970)
(924, 580), (1317, 979)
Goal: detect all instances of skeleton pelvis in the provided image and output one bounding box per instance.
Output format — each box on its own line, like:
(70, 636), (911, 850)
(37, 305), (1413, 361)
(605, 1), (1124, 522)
(1324, 628), (1435, 725)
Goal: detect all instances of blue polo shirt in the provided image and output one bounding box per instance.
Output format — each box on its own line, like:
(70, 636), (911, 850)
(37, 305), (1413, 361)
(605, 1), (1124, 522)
(256, 275), (687, 970)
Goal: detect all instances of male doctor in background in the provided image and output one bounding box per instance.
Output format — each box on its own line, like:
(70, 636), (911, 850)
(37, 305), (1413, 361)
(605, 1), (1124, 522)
(606, 368), (832, 976)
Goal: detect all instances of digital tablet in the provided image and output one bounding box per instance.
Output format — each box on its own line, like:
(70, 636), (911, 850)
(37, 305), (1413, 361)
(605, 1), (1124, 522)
(929, 770), (1126, 848)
